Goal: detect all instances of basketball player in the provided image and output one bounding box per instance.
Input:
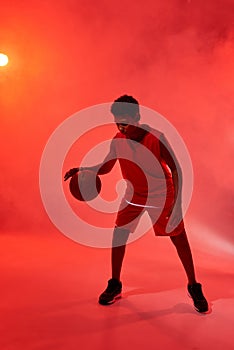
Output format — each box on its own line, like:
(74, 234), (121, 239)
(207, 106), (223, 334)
(64, 95), (208, 313)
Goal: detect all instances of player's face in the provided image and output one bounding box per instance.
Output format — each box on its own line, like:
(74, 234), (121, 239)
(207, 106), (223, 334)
(114, 115), (138, 135)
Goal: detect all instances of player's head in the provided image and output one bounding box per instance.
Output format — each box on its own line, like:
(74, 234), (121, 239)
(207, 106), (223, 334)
(110, 95), (140, 121)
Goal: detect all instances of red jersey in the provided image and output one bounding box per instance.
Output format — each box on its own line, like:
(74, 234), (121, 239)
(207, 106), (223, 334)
(107, 125), (174, 207)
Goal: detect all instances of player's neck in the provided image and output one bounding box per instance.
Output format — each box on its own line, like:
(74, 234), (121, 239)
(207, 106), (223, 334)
(127, 124), (149, 142)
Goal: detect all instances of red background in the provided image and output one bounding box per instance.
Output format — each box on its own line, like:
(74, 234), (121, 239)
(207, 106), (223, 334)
(0, 1), (234, 349)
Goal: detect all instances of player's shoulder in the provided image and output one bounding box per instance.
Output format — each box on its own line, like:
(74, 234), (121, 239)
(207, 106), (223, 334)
(113, 131), (125, 139)
(111, 132), (125, 149)
(144, 125), (163, 141)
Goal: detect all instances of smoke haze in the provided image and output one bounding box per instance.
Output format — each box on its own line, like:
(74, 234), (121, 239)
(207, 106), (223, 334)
(0, 0), (233, 247)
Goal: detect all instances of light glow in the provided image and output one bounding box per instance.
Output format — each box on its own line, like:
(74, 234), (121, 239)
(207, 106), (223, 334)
(0, 53), (9, 66)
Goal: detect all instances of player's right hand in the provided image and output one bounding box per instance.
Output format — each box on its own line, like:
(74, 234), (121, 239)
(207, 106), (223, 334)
(64, 167), (79, 181)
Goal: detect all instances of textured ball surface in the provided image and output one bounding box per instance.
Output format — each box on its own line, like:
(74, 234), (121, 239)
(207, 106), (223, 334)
(69, 170), (101, 201)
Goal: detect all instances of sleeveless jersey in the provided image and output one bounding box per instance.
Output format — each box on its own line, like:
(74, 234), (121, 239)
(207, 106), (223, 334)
(111, 126), (174, 206)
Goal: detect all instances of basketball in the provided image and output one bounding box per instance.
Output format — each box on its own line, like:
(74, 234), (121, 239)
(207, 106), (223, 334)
(69, 170), (102, 201)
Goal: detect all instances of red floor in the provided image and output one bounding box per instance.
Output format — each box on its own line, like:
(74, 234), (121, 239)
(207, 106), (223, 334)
(1, 223), (234, 350)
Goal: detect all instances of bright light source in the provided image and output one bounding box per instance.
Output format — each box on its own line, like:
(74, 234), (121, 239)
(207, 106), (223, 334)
(0, 53), (9, 66)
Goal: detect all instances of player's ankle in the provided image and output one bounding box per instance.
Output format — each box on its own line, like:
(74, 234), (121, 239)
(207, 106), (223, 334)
(112, 276), (121, 282)
(188, 279), (197, 285)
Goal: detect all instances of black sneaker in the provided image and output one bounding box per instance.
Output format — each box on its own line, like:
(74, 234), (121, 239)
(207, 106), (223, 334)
(99, 278), (122, 305)
(188, 283), (208, 313)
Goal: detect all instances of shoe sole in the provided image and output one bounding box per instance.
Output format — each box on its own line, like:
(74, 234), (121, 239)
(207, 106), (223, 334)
(99, 293), (122, 305)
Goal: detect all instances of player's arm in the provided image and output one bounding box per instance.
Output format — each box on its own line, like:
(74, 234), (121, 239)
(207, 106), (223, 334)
(159, 134), (182, 207)
(64, 140), (117, 181)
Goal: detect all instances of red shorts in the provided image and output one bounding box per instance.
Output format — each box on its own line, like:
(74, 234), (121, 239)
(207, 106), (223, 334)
(115, 197), (184, 237)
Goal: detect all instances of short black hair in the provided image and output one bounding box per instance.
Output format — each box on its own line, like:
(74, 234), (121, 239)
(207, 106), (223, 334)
(110, 94), (140, 120)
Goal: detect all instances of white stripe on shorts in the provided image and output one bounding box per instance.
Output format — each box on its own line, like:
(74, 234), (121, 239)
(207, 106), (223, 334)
(125, 199), (160, 209)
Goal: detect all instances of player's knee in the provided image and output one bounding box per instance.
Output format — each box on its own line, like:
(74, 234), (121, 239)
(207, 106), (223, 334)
(112, 226), (130, 247)
(170, 229), (187, 245)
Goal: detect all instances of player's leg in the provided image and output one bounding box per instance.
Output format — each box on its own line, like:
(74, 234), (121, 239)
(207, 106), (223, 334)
(99, 201), (143, 305)
(111, 226), (131, 281)
(170, 229), (196, 285)
(99, 227), (130, 305)
(150, 204), (197, 285)
(170, 229), (208, 312)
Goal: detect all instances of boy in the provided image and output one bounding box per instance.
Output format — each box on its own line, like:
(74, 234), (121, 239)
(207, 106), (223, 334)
(64, 95), (208, 313)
